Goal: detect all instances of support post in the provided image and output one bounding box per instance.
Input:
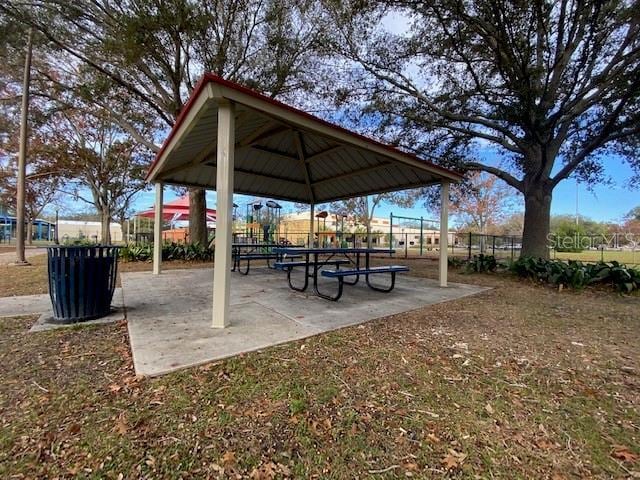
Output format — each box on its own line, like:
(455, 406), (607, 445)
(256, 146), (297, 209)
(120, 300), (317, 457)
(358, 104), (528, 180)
(212, 100), (235, 329)
(419, 216), (424, 256)
(309, 203), (315, 247)
(152, 182), (163, 275)
(439, 182), (450, 287)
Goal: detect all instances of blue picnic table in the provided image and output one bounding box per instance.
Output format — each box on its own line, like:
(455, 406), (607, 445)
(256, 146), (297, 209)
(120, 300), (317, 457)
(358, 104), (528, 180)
(272, 247), (409, 301)
(231, 242), (302, 274)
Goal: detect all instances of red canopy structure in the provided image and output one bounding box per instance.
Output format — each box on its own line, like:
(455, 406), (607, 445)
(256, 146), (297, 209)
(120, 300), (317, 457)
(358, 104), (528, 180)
(137, 195), (217, 223)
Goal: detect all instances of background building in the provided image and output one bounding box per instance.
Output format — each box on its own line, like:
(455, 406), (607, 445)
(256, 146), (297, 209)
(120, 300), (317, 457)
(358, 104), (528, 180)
(57, 220), (122, 243)
(279, 210), (457, 250)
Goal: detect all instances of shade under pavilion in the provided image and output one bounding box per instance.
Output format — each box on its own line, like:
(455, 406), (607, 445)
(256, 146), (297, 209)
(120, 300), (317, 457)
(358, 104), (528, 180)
(147, 73), (462, 328)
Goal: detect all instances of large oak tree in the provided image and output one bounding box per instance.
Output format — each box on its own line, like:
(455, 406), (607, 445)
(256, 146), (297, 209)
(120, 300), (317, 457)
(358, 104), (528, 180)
(326, 0), (640, 258)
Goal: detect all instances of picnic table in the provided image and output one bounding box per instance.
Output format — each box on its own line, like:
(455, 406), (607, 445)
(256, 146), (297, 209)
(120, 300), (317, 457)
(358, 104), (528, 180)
(272, 247), (409, 301)
(231, 243), (301, 274)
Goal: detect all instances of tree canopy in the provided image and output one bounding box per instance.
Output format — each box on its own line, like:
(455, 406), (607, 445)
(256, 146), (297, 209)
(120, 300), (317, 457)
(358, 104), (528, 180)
(1, 0), (330, 244)
(324, 0), (640, 257)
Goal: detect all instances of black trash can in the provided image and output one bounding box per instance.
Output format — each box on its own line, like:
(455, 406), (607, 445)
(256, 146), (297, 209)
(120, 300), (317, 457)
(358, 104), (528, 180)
(47, 246), (120, 324)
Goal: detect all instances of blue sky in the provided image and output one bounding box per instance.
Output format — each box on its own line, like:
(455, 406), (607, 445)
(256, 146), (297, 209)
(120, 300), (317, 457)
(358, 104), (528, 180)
(135, 152), (640, 225)
(131, 155), (637, 226)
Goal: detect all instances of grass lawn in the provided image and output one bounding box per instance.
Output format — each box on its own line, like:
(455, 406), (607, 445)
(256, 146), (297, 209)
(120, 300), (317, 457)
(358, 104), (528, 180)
(0, 257), (638, 478)
(552, 250), (640, 265)
(0, 255), (213, 297)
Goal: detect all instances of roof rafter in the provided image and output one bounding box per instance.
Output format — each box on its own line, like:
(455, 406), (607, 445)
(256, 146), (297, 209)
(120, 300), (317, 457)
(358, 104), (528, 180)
(203, 161), (307, 186)
(305, 145), (345, 164)
(236, 122), (289, 148)
(312, 162), (393, 187)
(293, 131), (315, 203)
(249, 145), (299, 161)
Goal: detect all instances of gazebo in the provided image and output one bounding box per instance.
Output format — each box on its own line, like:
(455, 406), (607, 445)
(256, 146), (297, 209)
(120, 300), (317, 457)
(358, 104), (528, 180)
(146, 74), (462, 329)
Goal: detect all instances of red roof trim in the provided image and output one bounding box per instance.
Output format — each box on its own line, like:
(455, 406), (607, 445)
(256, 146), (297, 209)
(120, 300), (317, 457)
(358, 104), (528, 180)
(145, 75), (212, 180)
(146, 73), (464, 182)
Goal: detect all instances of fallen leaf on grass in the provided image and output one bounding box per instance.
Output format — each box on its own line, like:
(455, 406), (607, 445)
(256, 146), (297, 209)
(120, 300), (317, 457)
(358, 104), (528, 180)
(67, 423), (81, 435)
(441, 449), (467, 470)
(535, 439), (554, 450)
(221, 450), (236, 465)
(250, 461), (289, 479)
(485, 403), (494, 415)
(113, 415), (128, 435)
(426, 433), (441, 443)
(612, 445), (638, 463)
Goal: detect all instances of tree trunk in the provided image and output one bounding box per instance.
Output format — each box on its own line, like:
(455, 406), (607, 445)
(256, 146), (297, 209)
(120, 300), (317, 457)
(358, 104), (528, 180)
(26, 221), (33, 245)
(100, 209), (111, 244)
(189, 187), (207, 245)
(521, 186), (553, 258)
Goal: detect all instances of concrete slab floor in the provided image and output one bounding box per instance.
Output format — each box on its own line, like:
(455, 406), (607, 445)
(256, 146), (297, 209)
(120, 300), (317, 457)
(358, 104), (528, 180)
(29, 288), (126, 332)
(123, 268), (489, 377)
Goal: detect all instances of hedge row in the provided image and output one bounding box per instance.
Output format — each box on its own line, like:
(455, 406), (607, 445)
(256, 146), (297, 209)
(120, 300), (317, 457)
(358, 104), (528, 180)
(118, 242), (214, 262)
(464, 254), (639, 293)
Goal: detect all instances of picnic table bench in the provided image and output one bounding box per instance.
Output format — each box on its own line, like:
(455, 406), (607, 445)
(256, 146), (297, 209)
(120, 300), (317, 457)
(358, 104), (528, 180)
(321, 265), (410, 300)
(273, 247), (409, 301)
(273, 258), (351, 292)
(231, 243), (301, 275)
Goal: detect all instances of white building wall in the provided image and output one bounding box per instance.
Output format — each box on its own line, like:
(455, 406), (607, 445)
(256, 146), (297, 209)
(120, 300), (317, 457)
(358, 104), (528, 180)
(57, 220), (123, 243)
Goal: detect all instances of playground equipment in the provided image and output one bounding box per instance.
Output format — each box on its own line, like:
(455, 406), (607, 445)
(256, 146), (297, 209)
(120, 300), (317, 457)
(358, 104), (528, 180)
(245, 200), (263, 239)
(335, 214), (348, 247)
(264, 200), (282, 242)
(244, 199), (282, 242)
(315, 210), (328, 247)
(389, 213), (439, 255)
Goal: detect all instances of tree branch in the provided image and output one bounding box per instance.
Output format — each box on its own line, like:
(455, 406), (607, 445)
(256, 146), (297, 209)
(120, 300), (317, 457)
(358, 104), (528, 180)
(464, 162), (523, 191)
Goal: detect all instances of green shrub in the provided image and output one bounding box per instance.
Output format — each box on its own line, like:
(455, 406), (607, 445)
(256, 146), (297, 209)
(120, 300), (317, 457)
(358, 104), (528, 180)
(554, 246), (584, 253)
(510, 257), (640, 293)
(448, 257), (466, 268)
(62, 238), (99, 246)
(119, 242), (214, 263)
(466, 254), (498, 273)
(119, 244), (152, 262)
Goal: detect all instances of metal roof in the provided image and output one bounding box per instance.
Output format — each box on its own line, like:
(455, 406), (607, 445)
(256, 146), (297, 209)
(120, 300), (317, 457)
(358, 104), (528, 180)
(147, 74), (462, 204)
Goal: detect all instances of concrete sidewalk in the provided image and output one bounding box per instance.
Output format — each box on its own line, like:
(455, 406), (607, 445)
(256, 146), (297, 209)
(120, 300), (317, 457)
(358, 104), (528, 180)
(0, 288), (125, 332)
(0, 293), (52, 317)
(0, 288), (124, 318)
(123, 268), (489, 376)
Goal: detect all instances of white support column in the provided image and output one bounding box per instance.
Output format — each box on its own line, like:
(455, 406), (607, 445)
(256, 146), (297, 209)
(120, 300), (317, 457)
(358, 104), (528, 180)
(152, 182), (163, 275)
(309, 203), (315, 247)
(439, 182), (450, 287)
(212, 100), (235, 329)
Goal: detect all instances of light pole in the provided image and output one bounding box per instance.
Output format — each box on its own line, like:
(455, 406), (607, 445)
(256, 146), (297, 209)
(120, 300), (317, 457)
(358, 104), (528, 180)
(54, 209), (59, 244)
(14, 28), (34, 266)
(575, 178), (579, 226)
